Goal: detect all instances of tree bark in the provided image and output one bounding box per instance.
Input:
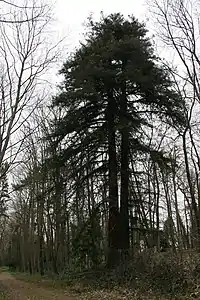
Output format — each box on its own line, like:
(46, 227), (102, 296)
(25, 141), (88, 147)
(107, 88), (119, 268)
(119, 73), (130, 256)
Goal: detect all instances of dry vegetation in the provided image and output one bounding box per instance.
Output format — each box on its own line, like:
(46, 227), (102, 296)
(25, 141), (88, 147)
(1, 1), (200, 300)
(3, 251), (200, 299)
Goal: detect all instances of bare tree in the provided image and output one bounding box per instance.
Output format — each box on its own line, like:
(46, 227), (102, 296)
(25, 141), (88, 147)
(148, 0), (200, 249)
(0, 0), (59, 176)
(0, 0), (51, 23)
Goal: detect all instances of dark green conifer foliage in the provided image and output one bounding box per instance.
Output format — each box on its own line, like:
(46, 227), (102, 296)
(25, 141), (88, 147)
(52, 13), (185, 267)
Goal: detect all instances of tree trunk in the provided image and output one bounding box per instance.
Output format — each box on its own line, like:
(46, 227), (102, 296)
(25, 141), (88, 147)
(183, 131), (200, 249)
(107, 88), (119, 268)
(119, 75), (130, 257)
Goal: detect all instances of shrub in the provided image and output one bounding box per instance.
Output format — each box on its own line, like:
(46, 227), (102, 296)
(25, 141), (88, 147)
(91, 250), (200, 296)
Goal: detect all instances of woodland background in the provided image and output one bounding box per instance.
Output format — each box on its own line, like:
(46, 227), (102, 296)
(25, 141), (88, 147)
(0, 0), (200, 298)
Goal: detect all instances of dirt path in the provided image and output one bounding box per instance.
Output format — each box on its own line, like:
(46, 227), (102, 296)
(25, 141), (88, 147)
(0, 272), (76, 300)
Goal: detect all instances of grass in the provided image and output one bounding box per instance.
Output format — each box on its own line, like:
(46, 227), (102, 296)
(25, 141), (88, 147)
(6, 272), (194, 300)
(0, 267), (10, 299)
(13, 272), (73, 288)
(0, 295), (8, 300)
(11, 271), (195, 300)
(9, 251), (200, 300)
(0, 267), (9, 274)
(1, 271), (168, 300)
(13, 271), (91, 297)
(0, 287), (9, 300)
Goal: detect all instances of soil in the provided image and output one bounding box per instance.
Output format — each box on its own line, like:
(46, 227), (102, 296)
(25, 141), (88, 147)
(0, 272), (76, 300)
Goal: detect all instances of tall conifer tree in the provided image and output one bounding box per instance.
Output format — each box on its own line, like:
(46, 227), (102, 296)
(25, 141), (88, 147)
(52, 13), (185, 266)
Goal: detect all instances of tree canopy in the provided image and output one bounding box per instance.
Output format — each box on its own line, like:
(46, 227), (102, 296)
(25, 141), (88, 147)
(51, 13), (186, 266)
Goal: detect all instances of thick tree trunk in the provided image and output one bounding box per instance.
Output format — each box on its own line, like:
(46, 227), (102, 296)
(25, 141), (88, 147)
(107, 88), (119, 268)
(119, 77), (130, 256)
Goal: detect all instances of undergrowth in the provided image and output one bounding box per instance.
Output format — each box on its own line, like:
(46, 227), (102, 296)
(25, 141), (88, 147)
(12, 250), (200, 299)
(0, 285), (9, 300)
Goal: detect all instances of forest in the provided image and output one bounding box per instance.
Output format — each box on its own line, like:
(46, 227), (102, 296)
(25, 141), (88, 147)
(1, 0), (200, 299)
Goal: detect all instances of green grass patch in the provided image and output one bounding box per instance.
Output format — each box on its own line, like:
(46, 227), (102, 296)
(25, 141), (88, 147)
(13, 271), (96, 296)
(13, 272), (75, 289)
(0, 286), (9, 300)
(0, 267), (9, 274)
(13, 272), (42, 283)
(12, 251), (200, 300)
(0, 294), (9, 300)
(11, 271), (199, 300)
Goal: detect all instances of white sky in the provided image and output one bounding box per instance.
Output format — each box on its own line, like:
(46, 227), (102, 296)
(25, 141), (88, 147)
(49, 0), (147, 86)
(54, 0), (147, 52)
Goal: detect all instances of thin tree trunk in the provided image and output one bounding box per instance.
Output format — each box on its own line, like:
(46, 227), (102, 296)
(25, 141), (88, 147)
(183, 131), (200, 249)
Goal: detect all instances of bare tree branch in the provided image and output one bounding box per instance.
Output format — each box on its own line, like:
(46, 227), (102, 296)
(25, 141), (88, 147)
(0, 0), (60, 176)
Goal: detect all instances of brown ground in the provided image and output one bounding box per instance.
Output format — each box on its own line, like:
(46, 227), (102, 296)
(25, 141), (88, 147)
(0, 272), (76, 300)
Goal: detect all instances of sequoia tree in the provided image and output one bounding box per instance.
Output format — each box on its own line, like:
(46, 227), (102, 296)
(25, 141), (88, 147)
(52, 13), (185, 267)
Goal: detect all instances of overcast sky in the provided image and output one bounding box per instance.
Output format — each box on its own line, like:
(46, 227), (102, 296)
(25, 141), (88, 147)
(49, 0), (147, 86)
(54, 0), (146, 52)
